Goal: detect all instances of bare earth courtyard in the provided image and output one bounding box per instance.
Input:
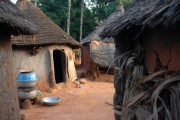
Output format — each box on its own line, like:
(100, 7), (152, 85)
(21, 74), (115, 120)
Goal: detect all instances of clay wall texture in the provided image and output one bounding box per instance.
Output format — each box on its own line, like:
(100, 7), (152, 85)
(82, 45), (91, 69)
(13, 45), (77, 90)
(142, 28), (180, 73)
(0, 34), (20, 120)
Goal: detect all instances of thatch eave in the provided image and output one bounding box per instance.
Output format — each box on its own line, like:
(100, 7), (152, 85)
(100, 0), (180, 39)
(0, 0), (38, 35)
(12, 42), (81, 49)
(12, 36), (81, 48)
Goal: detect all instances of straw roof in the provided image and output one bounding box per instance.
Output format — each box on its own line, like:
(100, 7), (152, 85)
(90, 41), (115, 68)
(0, 0), (38, 35)
(81, 4), (124, 45)
(100, 0), (180, 38)
(12, 0), (80, 47)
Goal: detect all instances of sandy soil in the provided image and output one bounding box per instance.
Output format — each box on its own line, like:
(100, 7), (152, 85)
(21, 70), (115, 120)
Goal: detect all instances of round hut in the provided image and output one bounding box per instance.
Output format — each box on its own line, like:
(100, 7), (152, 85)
(12, 0), (80, 90)
(81, 4), (124, 76)
(101, 0), (180, 119)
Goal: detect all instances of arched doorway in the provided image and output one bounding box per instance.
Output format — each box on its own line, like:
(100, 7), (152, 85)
(53, 50), (67, 84)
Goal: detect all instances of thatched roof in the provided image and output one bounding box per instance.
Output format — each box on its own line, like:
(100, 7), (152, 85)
(12, 0), (80, 48)
(81, 4), (124, 45)
(100, 0), (180, 38)
(90, 41), (115, 68)
(0, 0), (38, 35)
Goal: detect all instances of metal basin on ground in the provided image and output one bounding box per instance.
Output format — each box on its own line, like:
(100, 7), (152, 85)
(42, 96), (61, 106)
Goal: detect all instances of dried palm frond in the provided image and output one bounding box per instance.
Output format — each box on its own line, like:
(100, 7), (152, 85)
(151, 74), (180, 120)
(113, 43), (147, 120)
(113, 41), (180, 120)
(117, 72), (180, 120)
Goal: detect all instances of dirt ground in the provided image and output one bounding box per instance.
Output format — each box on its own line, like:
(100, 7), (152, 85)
(21, 68), (115, 120)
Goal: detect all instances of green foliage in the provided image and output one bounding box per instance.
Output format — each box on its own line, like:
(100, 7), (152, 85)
(81, 7), (97, 40)
(120, 0), (134, 10)
(91, 1), (117, 22)
(32, 0), (134, 41)
(37, 0), (67, 29)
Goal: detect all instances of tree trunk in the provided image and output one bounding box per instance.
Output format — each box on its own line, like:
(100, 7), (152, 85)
(79, 0), (84, 65)
(35, 0), (38, 6)
(0, 33), (20, 120)
(79, 0), (84, 42)
(67, 0), (71, 35)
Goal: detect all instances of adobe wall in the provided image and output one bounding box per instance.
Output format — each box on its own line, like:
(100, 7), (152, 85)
(82, 45), (91, 69)
(48, 45), (77, 85)
(13, 45), (77, 90)
(142, 28), (180, 73)
(0, 34), (20, 120)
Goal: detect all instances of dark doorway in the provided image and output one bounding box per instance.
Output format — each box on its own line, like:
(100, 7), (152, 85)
(53, 50), (66, 84)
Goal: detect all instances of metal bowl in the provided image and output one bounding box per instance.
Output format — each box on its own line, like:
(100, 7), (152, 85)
(42, 96), (61, 106)
(16, 70), (38, 82)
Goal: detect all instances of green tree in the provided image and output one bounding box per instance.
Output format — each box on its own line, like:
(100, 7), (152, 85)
(37, 0), (68, 30)
(91, 1), (117, 22)
(33, 0), (134, 41)
(119, 0), (134, 10)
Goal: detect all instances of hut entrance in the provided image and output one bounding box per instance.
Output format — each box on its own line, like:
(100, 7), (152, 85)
(53, 50), (67, 84)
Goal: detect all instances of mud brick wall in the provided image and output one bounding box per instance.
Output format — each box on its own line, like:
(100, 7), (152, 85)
(82, 45), (91, 69)
(142, 28), (180, 73)
(0, 34), (20, 120)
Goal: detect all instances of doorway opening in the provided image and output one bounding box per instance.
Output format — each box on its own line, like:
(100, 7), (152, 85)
(53, 50), (67, 84)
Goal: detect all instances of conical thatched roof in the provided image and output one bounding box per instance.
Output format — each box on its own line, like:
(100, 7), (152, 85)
(0, 0), (38, 35)
(12, 0), (80, 47)
(81, 4), (124, 44)
(100, 0), (180, 38)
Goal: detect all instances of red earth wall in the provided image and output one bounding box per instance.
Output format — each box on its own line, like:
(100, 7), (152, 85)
(143, 28), (180, 73)
(81, 45), (91, 69)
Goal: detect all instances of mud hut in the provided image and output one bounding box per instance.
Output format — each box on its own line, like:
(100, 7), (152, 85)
(101, 0), (180, 119)
(12, 0), (80, 90)
(81, 4), (124, 76)
(0, 0), (37, 119)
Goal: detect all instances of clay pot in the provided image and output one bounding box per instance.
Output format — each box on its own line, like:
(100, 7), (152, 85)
(18, 89), (37, 100)
(17, 81), (36, 88)
(16, 70), (38, 88)
(22, 100), (32, 110)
